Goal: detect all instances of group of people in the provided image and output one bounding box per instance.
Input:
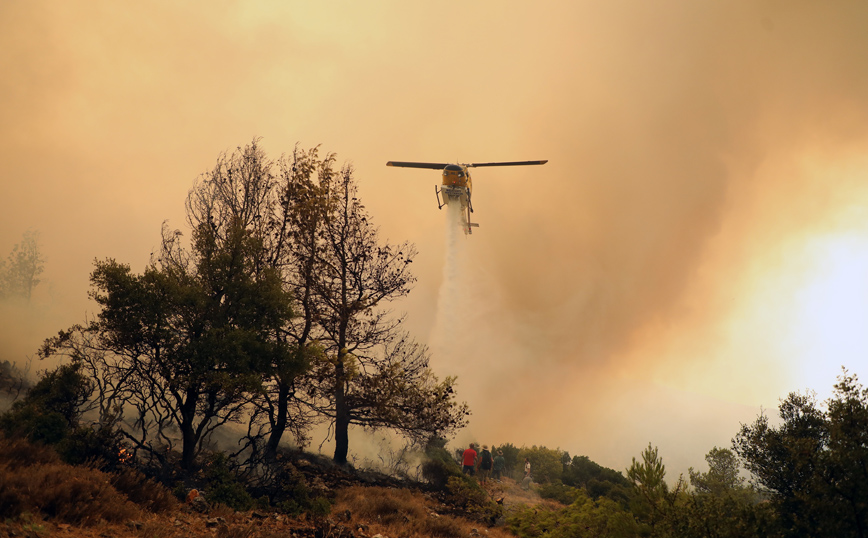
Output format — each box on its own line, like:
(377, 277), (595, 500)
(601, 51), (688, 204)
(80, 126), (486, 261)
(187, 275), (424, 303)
(461, 443), (531, 486)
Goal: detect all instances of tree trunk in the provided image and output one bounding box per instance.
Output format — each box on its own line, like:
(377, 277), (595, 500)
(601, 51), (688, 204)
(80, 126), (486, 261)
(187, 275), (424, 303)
(265, 381), (291, 458)
(179, 390), (200, 470)
(180, 415), (197, 470)
(333, 360), (350, 465)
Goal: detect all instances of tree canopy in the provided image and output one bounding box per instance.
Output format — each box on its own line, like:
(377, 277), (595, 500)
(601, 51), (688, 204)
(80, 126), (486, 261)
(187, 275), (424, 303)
(0, 230), (44, 301)
(734, 370), (868, 538)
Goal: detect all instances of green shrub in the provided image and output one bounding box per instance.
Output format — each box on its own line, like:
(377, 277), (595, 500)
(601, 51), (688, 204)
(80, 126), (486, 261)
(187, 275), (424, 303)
(517, 445), (566, 484)
(57, 423), (126, 468)
(209, 480), (255, 512)
(0, 362), (93, 447)
(508, 491), (638, 538)
(538, 480), (582, 505)
(202, 452), (254, 511)
(0, 405), (68, 445)
(421, 437), (463, 489)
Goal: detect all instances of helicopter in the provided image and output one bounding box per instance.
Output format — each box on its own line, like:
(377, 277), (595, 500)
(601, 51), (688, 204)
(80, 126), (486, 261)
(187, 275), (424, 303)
(386, 160), (548, 234)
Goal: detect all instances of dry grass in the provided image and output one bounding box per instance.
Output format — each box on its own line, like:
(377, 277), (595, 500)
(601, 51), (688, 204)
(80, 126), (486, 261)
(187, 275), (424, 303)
(335, 486), (515, 538)
(0, 437), (182, 526)
(0, 435), (60, 467)
(0, 459), (142, 525)
(109, 467), (178, 514)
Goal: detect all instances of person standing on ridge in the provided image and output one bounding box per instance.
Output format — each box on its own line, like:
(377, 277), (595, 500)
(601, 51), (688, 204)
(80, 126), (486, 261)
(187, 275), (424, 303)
(492, 449), (506, 482)
(462, 443), (478, 475)
(521, 457), (532, 490)
(477, 445), (493, 485)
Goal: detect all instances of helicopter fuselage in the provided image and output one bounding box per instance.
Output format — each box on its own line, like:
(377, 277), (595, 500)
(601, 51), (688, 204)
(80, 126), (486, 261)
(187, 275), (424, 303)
(439, 164), (476, 233)
(440, 164), (472, 204)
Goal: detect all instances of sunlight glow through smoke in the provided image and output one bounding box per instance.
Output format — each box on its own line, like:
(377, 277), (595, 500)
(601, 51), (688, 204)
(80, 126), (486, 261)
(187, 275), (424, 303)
(783, 233), (868, 399)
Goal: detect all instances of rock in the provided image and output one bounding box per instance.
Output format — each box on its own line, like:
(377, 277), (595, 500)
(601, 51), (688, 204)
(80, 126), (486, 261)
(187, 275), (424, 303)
(191, 495), (210, 513)
(205, 517), (225, 528)
(310, 476), (330, 495)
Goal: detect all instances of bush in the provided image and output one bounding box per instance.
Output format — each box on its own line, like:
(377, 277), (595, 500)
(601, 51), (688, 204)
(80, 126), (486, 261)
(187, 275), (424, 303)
(110, 467), (177, 514)
(517, 446), (565, 484)
(0, 443), (141, 525)
(507, 491), (638, 538)
(0, 362), (93, 446)
(57, 423), (126, 468)
(538, 480), (582, 505)
(0, 436), (59, 467)
(446, 476), (502, 523)
(422, 441), (463, 489)
(268, 460), (331, 516)
(0, 405), (68, 445)
(201, 452), (255, 511)
(587, 479), (631, 507)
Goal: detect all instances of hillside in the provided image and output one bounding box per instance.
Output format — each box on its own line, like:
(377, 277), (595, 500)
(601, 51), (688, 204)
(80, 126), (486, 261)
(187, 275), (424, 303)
(0, 437), (541, 538)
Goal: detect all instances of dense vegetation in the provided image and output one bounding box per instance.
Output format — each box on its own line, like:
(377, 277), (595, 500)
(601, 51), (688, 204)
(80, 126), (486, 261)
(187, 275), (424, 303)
(500, 371), (868, 538)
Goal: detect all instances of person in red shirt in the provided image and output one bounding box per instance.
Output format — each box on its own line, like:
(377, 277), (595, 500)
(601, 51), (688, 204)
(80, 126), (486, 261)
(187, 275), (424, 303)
(461, 443), (478, 475)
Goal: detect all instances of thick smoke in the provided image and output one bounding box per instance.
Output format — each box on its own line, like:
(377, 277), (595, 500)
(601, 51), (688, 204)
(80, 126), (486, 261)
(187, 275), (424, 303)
(3, 0), (868, 473)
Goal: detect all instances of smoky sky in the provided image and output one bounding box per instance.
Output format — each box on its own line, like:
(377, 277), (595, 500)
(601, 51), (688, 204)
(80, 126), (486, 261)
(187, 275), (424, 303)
(3, 0), (868, 474)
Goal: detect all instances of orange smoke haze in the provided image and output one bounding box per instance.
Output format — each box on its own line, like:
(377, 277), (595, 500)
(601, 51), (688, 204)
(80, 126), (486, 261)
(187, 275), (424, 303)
(3, 1), (868, 475)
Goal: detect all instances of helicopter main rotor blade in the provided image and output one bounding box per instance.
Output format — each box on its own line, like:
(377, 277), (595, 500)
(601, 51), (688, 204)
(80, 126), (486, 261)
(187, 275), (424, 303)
(386, 161), (450, 170)
(467, 160), (548, 168)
